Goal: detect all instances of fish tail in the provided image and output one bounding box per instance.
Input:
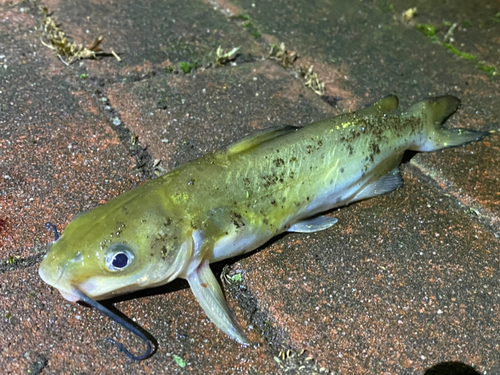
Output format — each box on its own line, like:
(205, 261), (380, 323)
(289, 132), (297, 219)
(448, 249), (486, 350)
(404, 96), (490, 152)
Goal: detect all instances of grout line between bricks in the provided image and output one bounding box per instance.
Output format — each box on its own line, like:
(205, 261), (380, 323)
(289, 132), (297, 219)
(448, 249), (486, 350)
(408, 163), (500, 239)
(221, 264), (334, 374)
(0, 253), (44, 274)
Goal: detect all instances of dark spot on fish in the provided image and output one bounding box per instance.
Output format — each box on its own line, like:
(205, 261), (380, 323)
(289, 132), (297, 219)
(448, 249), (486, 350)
(165, 217), (172, 226)
(282, 197), (286, 203)
(317, 140), (323, 147)
(201, 283), (208, 288)
(271, 199), (277, 205)
(307, 145), (312, 154)
(263, 174), (279, 188)
(276, 149), (280, 153)
(369, 143), (381, 161)
(329, 179), (333, 184)
(141, 219), (147, 223)
(289, 157), (297, 163)
(273, 158), (285, 167)
(121, 206), (129, 215)
(263, 218), (269, 225)
(230, 211), (245, 228)
(306, 196), (310, 201)
(150, 253), (154, 257)
(188, 179), (195, 185)
(340, 167), (344, 173)
(243, 177), (250, 186)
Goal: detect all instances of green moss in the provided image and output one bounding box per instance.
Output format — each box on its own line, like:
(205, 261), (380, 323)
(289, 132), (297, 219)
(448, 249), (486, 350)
(442, 43), (477, 60)
(237, 14), (250, 21)
(251, 31), (262, 38)
(477, 63), (498, 76)
(79, 73), (88, 79)
(179, 61), (197, 74)
(462, 20), (473, 28)
(416, 23), (438, 42)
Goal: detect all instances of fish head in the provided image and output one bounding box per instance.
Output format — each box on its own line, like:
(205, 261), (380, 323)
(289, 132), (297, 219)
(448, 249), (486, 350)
(39, 188), (192, 302)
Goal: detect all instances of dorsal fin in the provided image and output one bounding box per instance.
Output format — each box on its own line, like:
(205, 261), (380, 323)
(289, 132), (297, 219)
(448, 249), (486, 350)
(226, 125), (299, 155)
(354, 95), (399, 118)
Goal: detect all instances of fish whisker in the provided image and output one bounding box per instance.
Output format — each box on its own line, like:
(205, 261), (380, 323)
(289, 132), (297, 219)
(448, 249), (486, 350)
(73, 288), (153, 361)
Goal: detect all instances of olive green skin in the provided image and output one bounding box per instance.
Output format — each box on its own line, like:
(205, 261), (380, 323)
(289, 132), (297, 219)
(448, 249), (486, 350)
(39, 95), (486, 302)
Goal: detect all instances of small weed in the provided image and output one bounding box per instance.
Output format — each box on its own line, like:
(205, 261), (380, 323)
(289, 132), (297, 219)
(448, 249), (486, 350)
(38, 6), (120, 65)
(477, 63), (498, 76)
(443, 43), (477, 60)
(215, 46), (240, 66)
(415, 23), (438, 42)
(268, 43), (298, 69)
(173, 354), (186, 368)
(401, 7), (417, 23)
(230, 273), (242, 283)
(300, 65), (325, 95)
(179, 61), (197, 74)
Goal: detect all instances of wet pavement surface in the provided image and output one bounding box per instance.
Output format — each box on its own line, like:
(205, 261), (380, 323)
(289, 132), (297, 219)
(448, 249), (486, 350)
(1, 0), (499, 374)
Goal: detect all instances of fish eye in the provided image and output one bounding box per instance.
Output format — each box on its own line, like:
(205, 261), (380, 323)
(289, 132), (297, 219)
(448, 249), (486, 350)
(105, 244), (134, 272)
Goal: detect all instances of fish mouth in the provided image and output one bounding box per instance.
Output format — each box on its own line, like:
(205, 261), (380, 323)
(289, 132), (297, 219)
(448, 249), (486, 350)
(39, 265), (81, 302)
(57, 288), (81, 302)
(39, 249), (85, 302)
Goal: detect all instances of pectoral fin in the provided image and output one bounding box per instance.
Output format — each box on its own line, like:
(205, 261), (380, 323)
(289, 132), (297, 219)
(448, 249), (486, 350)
(351, 167), (403, 203)
(288, 215), (338, 233)
(186, 259), (249, 344)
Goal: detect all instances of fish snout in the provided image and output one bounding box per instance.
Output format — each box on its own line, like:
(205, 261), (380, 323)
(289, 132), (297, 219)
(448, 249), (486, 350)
(39, 250), (84, 302)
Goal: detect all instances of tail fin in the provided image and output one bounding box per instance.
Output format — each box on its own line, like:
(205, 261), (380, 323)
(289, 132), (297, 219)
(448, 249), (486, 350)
(403, 96), (490, 152)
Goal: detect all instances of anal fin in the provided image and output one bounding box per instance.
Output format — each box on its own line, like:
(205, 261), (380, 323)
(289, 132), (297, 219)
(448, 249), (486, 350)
(288, 215), (338, 233)
(185, 259), (249, 345)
